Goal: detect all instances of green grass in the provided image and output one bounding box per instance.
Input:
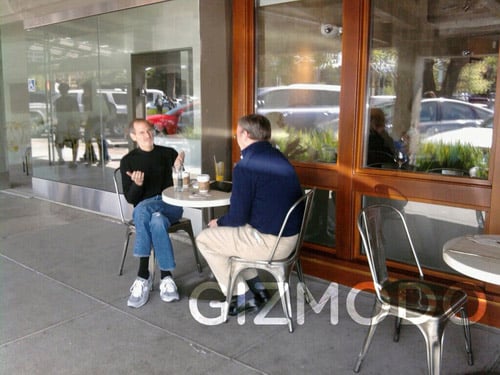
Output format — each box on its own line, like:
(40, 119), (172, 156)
(415, 141), (489, 178)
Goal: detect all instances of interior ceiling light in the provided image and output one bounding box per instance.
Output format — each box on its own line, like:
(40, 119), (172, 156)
(29, 44), (44, 51)
(78, 43), (92, 51)
(50, 47), (63, 55)
(59, 38), (74, 47)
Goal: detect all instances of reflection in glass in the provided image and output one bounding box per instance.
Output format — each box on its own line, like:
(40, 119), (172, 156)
(305, 188), (336, 248)
(366, 1), (498, 179)
(255, 0), (343, 164)
(362, 195), (484, 273)
(53, 82), (79, 167)
(25, 1), (201, 191)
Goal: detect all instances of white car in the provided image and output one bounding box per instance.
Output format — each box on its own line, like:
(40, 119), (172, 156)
(145, 88), (167, 111)
(425, 117), (493, 150)
(256, 83), (341, 131)
(68, 88), (129, 137)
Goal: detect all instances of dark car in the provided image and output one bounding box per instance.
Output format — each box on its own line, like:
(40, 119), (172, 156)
(419, 98), (492, 137)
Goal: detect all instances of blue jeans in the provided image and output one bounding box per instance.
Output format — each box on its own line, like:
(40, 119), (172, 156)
(132, 195), (183, 271)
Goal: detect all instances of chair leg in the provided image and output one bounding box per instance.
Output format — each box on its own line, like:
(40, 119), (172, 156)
(353, 303), (385, 373)
(460, 308), (474, 366)
(419, 320), (444, 375)
(223, 265), (238, 323)
(393, 317), (402, 342)
(295, 260), (314, 304)
(119, 230), (132, 276)
(277, 281), (294, 333)
(184, 224), (203, 273)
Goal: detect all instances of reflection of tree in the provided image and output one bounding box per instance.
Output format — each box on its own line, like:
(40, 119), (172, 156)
(258, 54), (296, 86)
(370, 49), (398, 95)
(457, 57), (497, 95)
(423, 57), (497, 97)
(423, 59), (437, 94)
(259, 52), (343, 87)
(315, 52), (341, 83)
(374, 51), (497, 99)
(439, 59), (467, 97)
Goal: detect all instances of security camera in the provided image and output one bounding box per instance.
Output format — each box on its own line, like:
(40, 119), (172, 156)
(321, 24), (341, 37)
(321, 24), (333, 35)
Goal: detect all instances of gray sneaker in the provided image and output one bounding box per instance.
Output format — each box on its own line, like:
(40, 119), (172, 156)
(160, 276), (180, 302)
(127, 276), (152, 308)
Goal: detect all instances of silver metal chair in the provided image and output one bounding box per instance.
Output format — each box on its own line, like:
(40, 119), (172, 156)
(112, 167), (202, 278)
(223, 188), (316, 332)
(354, 204), (473, 375)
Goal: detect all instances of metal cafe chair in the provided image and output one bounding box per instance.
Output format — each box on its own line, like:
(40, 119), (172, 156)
(223, 188), (316, 333)
(112, 168), (202, 282)
(354, 204), (473, 375)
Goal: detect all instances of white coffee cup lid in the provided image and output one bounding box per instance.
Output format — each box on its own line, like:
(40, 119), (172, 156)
(197, 174), (210, 182)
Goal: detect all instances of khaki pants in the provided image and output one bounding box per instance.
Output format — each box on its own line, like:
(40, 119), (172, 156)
(196, 224), (297, 296)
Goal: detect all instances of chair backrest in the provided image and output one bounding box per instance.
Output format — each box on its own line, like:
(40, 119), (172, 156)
(112, 167), (128, 225)
(268, 187), (316, 263)
(357, 204), (424, 300)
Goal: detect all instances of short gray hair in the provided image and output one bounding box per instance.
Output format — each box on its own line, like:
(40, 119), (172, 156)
(238, 114), (271, 141)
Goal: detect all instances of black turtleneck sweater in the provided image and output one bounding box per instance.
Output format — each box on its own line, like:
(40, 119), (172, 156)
(120, 145), (178, 206)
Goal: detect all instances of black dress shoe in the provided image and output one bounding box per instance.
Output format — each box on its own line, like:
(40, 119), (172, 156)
(253, 289), (270, 307)
(228, 296), (258, 316)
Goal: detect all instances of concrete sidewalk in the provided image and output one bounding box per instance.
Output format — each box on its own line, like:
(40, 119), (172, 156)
(0, 190), (499, 374)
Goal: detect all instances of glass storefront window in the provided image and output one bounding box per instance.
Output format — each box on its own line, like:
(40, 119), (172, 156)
(362, 196), (484, 273)
(365, 1), (498, 179)
(255, 0), (343, 164)
(305, 188), (336, 248)
(25, 0), (202, 191)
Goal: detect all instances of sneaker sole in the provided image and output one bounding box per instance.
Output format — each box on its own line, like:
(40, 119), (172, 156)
(160, 295), (180, 303)
(127, 299), (148, 308)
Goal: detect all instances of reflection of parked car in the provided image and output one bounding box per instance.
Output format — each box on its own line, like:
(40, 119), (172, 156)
(425, 116), (493, 150)
(29, 92), (55, 137)
(371, 96), (493, 137)
(29, 102), (50, 137)
(147, 102), (197, 134)
(101, 89), (129, 137)
(68, 88), (129, 137)
(419, 98), (492, 137)
(145, 89), (167, 111)
(256, 84), (341, 130)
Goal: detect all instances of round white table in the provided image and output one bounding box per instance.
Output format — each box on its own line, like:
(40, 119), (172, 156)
(162, 185), (231, 221)
(443, 234), (500, 285)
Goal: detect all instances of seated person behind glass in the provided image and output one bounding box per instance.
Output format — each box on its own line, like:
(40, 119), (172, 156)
(367, 108), (396, 166)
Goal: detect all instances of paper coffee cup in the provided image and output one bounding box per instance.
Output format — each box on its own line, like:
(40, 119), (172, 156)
(197, 174), (210, 193)
(182, 171), (190, 186)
